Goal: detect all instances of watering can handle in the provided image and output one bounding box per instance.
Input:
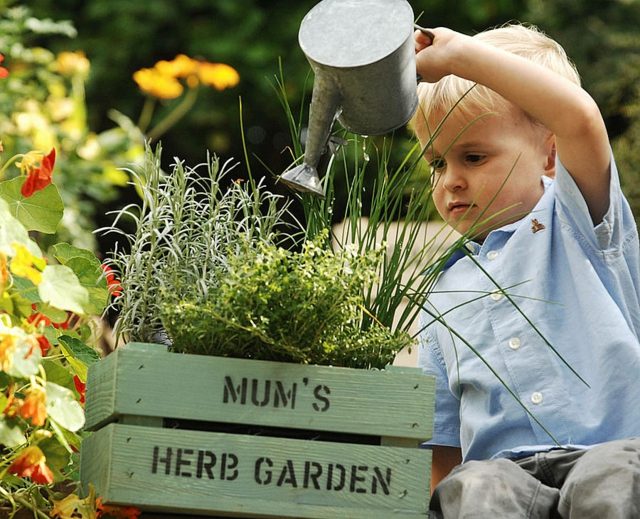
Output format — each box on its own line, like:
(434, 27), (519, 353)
(414, 24), (435, 83)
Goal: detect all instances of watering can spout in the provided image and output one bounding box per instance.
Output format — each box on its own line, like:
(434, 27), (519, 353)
(280, 73), (340, 197)
(280, 0), (418, 197)
(279, 163), (325, 197)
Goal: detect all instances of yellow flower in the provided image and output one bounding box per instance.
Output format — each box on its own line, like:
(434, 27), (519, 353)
(15, 150), (44, 175)
(51, 485), (97, 519)
(133, 55), (239, 99)
(0, 318), (40, 374)
(0, 252), (9, 290)
(197, 62), (240, 90)
(0, 333), (16, 371)
(55, 51), (90, 79)
(133, 68), (183, 99)
(9, 243), (45, 285)
(154, 54), (198, 79)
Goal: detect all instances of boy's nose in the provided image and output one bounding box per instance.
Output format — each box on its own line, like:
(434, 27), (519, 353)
(441, 166), (467, 192)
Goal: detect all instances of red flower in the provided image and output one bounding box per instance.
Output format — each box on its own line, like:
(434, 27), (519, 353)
(96, 497), (141, 519)
(8, 446), (54, 484)
(36, 335), (51, 356)
(28, 312), (53, 327)
(21, 148), (56, 198)
(73, 375), (86, 405)
(0, 54), (8, 78)
(101, 264), (122, 297)
(52, 311), (78, 330)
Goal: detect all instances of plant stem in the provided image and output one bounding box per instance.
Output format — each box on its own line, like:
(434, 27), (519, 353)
(14, 495), (50, 519)
(0, 154), (24, 179)
(147, 87), (199, 142)
(137, 96), (156, 133)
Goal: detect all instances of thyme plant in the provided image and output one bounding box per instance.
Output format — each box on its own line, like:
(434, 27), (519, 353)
(162, 233), (410, 366)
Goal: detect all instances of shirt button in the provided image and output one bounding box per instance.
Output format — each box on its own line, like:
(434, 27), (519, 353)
(487, 250), (499, 260)
(490, 290), (504, 301)
(531, 392), (543, 404)
(508, 337), (521, 350)
(465, 242), (478, 254)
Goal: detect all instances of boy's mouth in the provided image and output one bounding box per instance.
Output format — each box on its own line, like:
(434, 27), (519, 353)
(447, 201), (474, 216)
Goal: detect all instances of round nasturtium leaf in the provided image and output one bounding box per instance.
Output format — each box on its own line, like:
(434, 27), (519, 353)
(39, 265), (90, 315)
(0, 417), (27, 447)
(0, 177), (63, 234)
(45, 381), (85, 432)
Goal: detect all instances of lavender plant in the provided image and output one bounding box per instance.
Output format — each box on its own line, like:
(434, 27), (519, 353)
(103, 144), (294, 346)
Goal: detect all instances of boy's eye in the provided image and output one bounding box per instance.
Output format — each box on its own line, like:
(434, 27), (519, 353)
(465, 154), (485, 164)
(430, 157), (447, 173)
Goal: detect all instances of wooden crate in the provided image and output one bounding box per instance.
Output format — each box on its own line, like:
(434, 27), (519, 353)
(80, 342), (435, 518)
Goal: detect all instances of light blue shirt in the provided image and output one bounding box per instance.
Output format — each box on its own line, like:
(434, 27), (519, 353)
(419, 155), (640, 462)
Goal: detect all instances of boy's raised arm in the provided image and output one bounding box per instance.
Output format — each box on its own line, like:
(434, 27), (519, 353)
(415, 28), (611, 223)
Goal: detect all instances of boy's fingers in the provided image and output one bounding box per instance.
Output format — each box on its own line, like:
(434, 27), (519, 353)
(414, 27), (435, 53)
(414, 25), (435, 43)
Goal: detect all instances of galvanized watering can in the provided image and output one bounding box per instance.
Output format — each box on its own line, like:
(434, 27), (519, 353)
(280, 0), (420, 197)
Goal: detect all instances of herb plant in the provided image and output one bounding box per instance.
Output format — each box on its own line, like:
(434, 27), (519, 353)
(105, 141), (413, 368)
(162, 233), (411, 367)
(103, 144), (292, 346)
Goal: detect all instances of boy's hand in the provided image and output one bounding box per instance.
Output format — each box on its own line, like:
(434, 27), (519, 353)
(414, 28), (471, 83)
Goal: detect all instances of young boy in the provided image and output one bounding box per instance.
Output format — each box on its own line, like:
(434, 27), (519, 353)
(413, 23), (640, 517)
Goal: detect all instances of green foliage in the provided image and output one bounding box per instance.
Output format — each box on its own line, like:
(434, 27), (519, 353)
(0, 151), (108, 514)
(162, 234), (412, 368)
(0, 5), (143, 250)
(0, 179), (64, 234)
(106, 143), (412, 368)
(105, 143), (294, 345)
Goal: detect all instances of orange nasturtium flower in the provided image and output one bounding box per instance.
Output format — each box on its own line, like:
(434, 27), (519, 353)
(96, 497), (141, 519)
(35, 334), (51, 356)
(3, 386), (21, 418)
(20, 383), (47, 426)
(133, 54), (239, 99)
(27, 311), (53, 355)
(20, 148), (56, 197)
(73, 375), (86, 404)
(154, 54), (198, 79)
(8, 446), (54, 484)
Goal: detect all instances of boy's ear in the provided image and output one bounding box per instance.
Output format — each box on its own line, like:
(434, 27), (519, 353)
(544, 134), (557, 178)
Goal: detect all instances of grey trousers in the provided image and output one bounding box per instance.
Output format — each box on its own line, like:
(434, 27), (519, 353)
(429, 438), (640, 518)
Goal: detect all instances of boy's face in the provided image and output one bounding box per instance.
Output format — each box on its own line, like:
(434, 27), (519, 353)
(419, 106), (553, 240)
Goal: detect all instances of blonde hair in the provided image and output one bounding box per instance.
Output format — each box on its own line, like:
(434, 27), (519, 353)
(413, 23), (581, 135)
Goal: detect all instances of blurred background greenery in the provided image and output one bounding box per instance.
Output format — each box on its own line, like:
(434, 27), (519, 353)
(3, 0), (640, 254)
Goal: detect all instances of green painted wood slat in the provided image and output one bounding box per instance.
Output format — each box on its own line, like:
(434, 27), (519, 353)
(81, 423), (432, 518)
(84, 342), (435, 440)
